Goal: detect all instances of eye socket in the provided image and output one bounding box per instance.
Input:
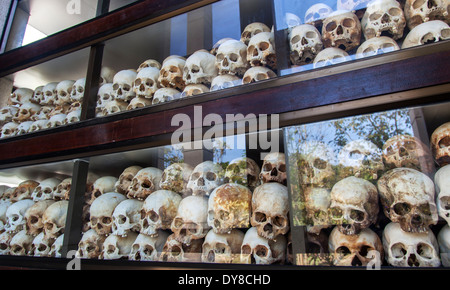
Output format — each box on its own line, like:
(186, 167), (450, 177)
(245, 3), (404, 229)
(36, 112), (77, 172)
(350, 209), (365, 222)
(393, 202), (411, 216)
(391, 242), (407, 258)
(254, 212), (267, 223)
(101, 217), (112, 225)
(326, 21), (337, 32)
(342, 18), (355, 28)
(273, 216), (286, 227)
(388, 8), (401, 16)
(412, 0), (426, 9)
(330, 207), (343, 219)
(259, 41), (270, 51)
(336, 246), (351, 257)
(369, 13), (382, 21)
(291, 35), (301, 44)
(216, 54), (224, 61)
(206, 172), (217, 181)
(229, 53), (239, 62)
(255, 245), (269, 257)
(417, 243), (434, 259)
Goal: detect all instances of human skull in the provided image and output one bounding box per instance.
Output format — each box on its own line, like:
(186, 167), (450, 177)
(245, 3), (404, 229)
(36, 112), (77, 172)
(42, 200), (68, 239)
(382, 134), (434, 175)
(31, 177), (61, 201)
(70, 78), (86, 102)
(377, 167), (438, 233)
(215, 39), (250, 77)
(0, 106), (18, 126)
(260, 152), (287, 185)
(29, 119), (49, 132)
(126, 96), (152, 110)
(313, 47), (351, 68)
(181, 84), (210, 98)
(112, 70), (137, 102)
(322, 10), (362, 51)
(430, 121), (450, 167)
(33, 105), (54, 121)
(140, 190), (182, 236)
(31, 232), (54, 257)
(208, 183), (252, 234)
(224, 157), (261, 191)
(55, 80), (75, 105)
(152, 87), (181, 105)
(242, 66), (277, 84)
(137, 59), (161, 73)
(289, 24), (324, 66)
(100, 66), (116, 86)
(25, 200), (55, 236)
(202, 229), (244, 263)
(127, 167), (163, 200)
(361, 0), (406, 40)
(247, 32), (277, 70)
(64, 108), (81, 124)
(102, 99), (128, 116)
(240, 227), (286, 264)
(88, 176), (119, 205)
(304, 3), (333, 25)
(298, 141), (336, 188)
(210, 75), (241, 91)
(159, 233), (203, 262)
(90, 192), (127, 236)
(46, 113), (67, 128)
(133, 67), (160, 99)
(2, 187), (15, 202)
(187, 161), (224, 196)
(102, 231), (138, 259)
(0, 200), (12, 232)
(211, 38), (235, 55)
(402, 20), (450, 48)
(40, 82), (59, 105)
(129, 231), (169, 261)
(434, 164), (450, 225)
(329, 226), (384, 266)
(404, 0), (450, 29)
(11, 180), (39, 202)
(304, 187), (332, 234)
(183, 50), (218, 87)
(356, 36), (400, 58)
(160, 163), (193, 196)
(13, 102), (41, 123)
(96, 83), (115, 113)
(171, 195), (210, 245)
(241, 22), (271, 45)
(438, 225), (450, 267)
(0, 231), (13, 255)
(9, 229), (34, 256)
(382, 221), (440, 267)
(330, 176), (379, 235)
(14, 121), (33, 135)
(5, 199), (35, 233)
(111, 199), (143, 237)
(31, 85), (44, 104)
(115, 166), (143, 195)
(9, 88), (34, 106)
(251, 183), (289, 240)
(158, 55), (186, 90)
(76, 228), (106, 259)
(0, 121), (19, 138)
(48, 234), (64, 257)
(284, 12), (302, 29)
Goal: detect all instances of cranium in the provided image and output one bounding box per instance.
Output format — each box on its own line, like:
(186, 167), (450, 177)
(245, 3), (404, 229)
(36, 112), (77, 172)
(304, 187), (332, 234)
(241, 22), (271, 45)
(100, 66), (116, 86)
(31, 85), (44, 104)
(382, 221), (441, 267)
(88, 176), (119, 205)
(137, 59), (161, 73)
(434, 164), (450, 225)
(0, 231), (14, 255)
(129, 231), (169, 261)
(31, 232), (55, 257)
(377, 167), (438, 233)
(24, 200), (55, 236)
(304, 3), (333, 25)
(160, 163), (193, 196)
(0, 200), (12, 233)
(9, 88), (34, 106)
(183, 50), (218, 87)
(159, 233), (203, 262)
(115, 166), (143, 195)
(208, 183), (252, 234)
(329, 226), (384, 266)
(247, 32), (277, 70)
(46, 113), (67, 128)
(201, 229), (244, 263)
(158, 55), (186, 90)
(0, 122), (19, 138)
(76, 228), (106, 259)
(404, 0), (450, 29)
(181, 84), (210, 98)
(9, 229), (34, 256)
(41, 82), (59, 105)
(33, 105), (54, 121)
(215, 39), (250, 77)
(14, 121), (33, 135)
(0, 106), (18, 126)
(171, 195), (210, 245)
(430, 121), (450, 167)
(322, 10), (362, 51)
(48, 234), (64, 257)
(211, 38), (235, 56)
(42, 200), (68, 239)
(152, 88), (181, 105)
(224, 157), (261, 191)
(402, 20), (450, 48)
(356, 36), (400, 58)
(5, 199), (35, 233)
(298, 141), (336, 188)
(313, 47), (351, 68)
(240, 227), (286, 264)
(102, 231), (138, 259)
(133, 67), (160, 99)
(11, 180), (39, 202)
(96, 83), (115, 114)
(210, 75), (242, 91)
(112, 70), (137, 102)
(260, 152), (287, 185)
(31, 177), (62, 201)
(251, 183), (289, 240)
(70, 78), (86, 102)
(438, 225), (450, 267)
(29, 119), (49, 132)
(289, 24), (324, 66)
(140, 189), (182, 236)
(13, 102), (41, 123)
(330, 176), (379, 235)
(111, 199), (143, 237)
(89, 192), (127, 236)
(361, 0), (406, 40)
(64, 108), (81, 124)
(126, 96), (152, 110)
(186, 161), (224, 196)
(102, 99), (128, 116)
(127, 167), (163, 200)
(55, 80), (75, 105)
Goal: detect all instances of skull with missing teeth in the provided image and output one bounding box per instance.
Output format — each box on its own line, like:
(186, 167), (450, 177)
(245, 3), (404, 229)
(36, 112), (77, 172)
(361, 0), (406, 40)
(127, 167), (163, 200)
(322, 10), (362, 51)
(187, 161), (224, 197)
(260, 152), (287, 185)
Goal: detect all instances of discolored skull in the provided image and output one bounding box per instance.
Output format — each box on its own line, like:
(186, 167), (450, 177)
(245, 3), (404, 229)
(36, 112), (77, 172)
(183, 50), (218, 87)
(137, 59), (161, 73)
(102, 99), (128, 116)
(404, 0), (450, 29)
(0, 200), (11, 232)
(242, 66), (277, 84)
(127, 167), (163, 200)
(88, 176), (119, 205)
(240, 227), (286, 265)
(46, 113), (67, 128)
(322, 10), (362, 51)
(0, 122), (19, 139)
(201, 229), (244, 263)
(0, 231), (14, 255)
(260, 152), (287, 185)
(114, 166), (143, 195)
(289, 24), (324, 65)
(304, 187), (332, 234)
(298, 141), (336, 188)
(31, 232), (54, 257)
(25, 200), (55, 236)
(13, 102), (41, 123)
(48, 234), (63, 257)
(430, 121), (450, 167)
(402, 20), (450, 48)
(159, 233), (203, 262)
(160, 163), (193, 197)
(76, 228), (106, 259)
(313, 47), (351, 68)
(224, 157), (260, 191)
(31, 177), (61, 201)
(127, 97), (152, 111)
(9, 229), (34, 256)
(129, 231), (169, 261)
(434, 164), (450, 225)
(356, 36), (400, 58)
(11, 180), (38, 202)
(0, 106), (18, 126)
(247, 32), (277, 70)
(187, 161), (224, 196)
(42, 200), (68, 239)
(241, 22), (271, 45)
(361, 0), (406, 40)
(112, 70), (137, 102)
(101, 232), (138, 260)
(215, 39), (250, 77)
(53, 177), (72, 201)
(31, 85), (44, 104)
(133, 67), (160, 99)
(158, 55), (186, 90)
(89, 192), (127, 236)
(377, 167), (438, 233)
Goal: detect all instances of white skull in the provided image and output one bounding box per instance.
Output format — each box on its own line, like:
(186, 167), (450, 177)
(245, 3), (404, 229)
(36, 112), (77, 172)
(377, 167), (438, 233)
(11, 180), (39, 202)
(9, 229), (34, 256)
(298, 141), (336, 188)
(70, 78), (86, 102)
(15, 121), (33, 135)
(88, 176), (119, 205)
(247, 32), (277, 70)
(115, 166), (143, 195)
(159, 233), (203, 262)
(304, 187), (332, 234)
(181, 84), (210, 98)
(140, 190), (182, 236)
(152, 88), (181, 105)
(111, 199), (143, 237)
(224, 157), (261, 191)
(42, 200), (68, 239)
(89, 192), (127, 236)
(215, 39), (250, 77)
(41, 82), (59, 105)
(158, 55), (186, 90)
(313, 47), (351, 68)
(48, 234), (64, 257)
(208, 183), (252, 234)
(112, 70), (137, 102)
(129, 231), (169, 261)
(260, 152), (287, 185)
(382, 221), (441, 267)
(76, 228), (106, 259)
(102, 232), (138, 259)
(289, 24), (324, 66)
(9, 88), (34, 106)
(24, 200), (55, 236)
(97, 83), (115, 112)
(402, 20), (450, 48)
(330, 176), (379, 235)
(211, 38), (235, 55)
(361, 0), (406, 40)
(100, 66), (116, 86)
(29, 119), (49, 132)
(137, 59), (161, 72)
(31, 177), (62, 201)
(404, 0), (450, 29)
(329, 226), (384, 266)
(240, 227), (286, 264)
(55, 80), (75, 105)
(438, 225), (450, 267)
(46, 113), (67, 128)
(322, 10), (362, 51)
(127, 96), (152, 110)
(304, 3), (333, 25)
(0, 106), (18, 126)
(183, 50), (218, 86)
(435, 164), (450, 225)
(31, 231), (54, 257)
(102, 99), (128, 116)
(356, 36), (400, 58)
(171, 195), (210, 245)
(430, 121), (450, 167)
(5, 199), (35, 233)
(33, 105), (54, 121)
(187, 161), (224, 196)
(13, 102), (41, 123)
(64, 108), (81, 124)
(160, 163), (193, 196)
(127, 167), (163, 200)
(211, 75), (242, 92)
(31, 85), (44, 104)
(133, 67), (160, 99)
(241, 22), (271, 45)
(0, 200), (12, 233)
(1, 121), (19, 138)
(202, 229), (244, 263)
(0, 231), (14, 255)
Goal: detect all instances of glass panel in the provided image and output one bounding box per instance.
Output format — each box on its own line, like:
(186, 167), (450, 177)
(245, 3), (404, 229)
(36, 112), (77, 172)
(0, 160), (73, 257)
(274, 0), (450, 76)
(284, 101), (450, 267)
(108, 0), (141, 12)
